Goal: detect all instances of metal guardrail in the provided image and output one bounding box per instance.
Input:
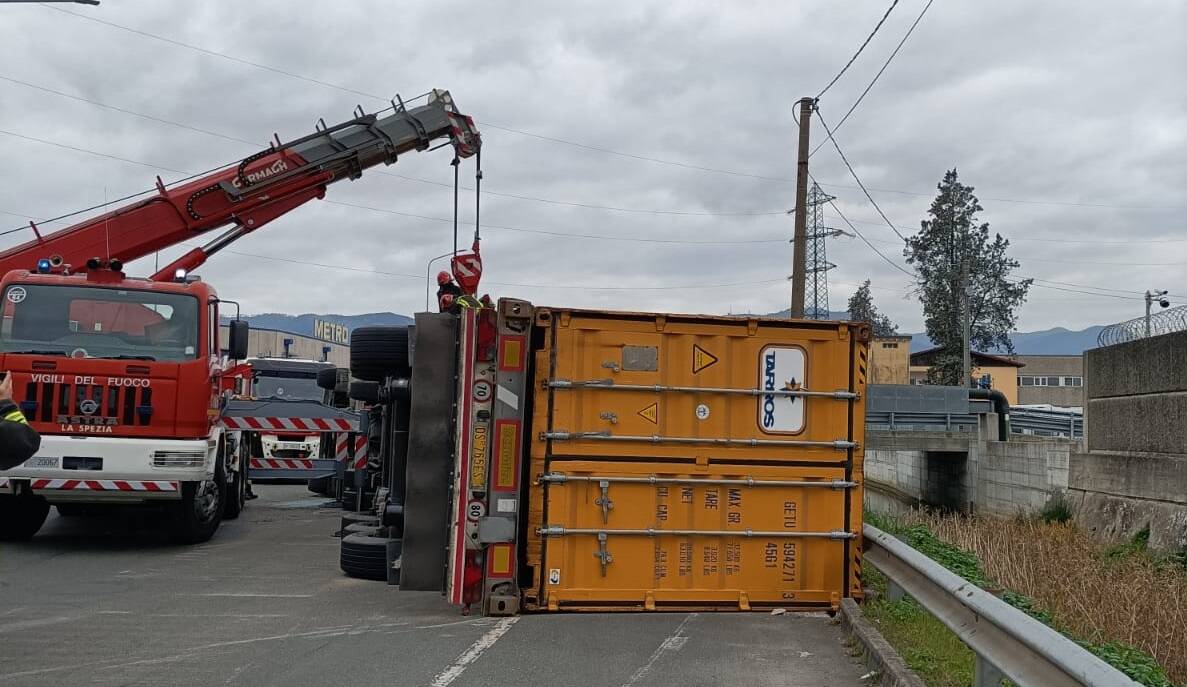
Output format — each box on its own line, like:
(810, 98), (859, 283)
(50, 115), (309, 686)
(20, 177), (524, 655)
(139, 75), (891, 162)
(867, 408), (1083, 438)
(1011, 408), (1083, 438)
(863, 524), (1141, 687)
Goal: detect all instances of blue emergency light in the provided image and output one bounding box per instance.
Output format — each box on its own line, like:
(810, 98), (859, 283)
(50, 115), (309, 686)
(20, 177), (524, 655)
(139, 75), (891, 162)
(36, 258), (52, 274)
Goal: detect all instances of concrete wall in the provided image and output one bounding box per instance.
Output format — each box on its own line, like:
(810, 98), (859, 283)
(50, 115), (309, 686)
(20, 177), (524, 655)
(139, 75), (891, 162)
(1085, 330), (1187, 454)
(864, 432), (1075, 518)
(1068, 451), (1187, 551)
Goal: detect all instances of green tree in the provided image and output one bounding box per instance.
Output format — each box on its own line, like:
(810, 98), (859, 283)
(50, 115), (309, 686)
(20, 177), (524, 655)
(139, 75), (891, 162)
(905, 170), (1031, 386)
(847, 280), (899, 336)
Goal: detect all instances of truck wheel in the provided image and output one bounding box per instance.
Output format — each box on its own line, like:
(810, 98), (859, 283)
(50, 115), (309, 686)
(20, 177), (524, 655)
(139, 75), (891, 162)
(316, 367), (339, 391)
(340, 512), (379, 531)
(349, 380), (380, 404)
(168, 471), (224, 544)
(0, 494), (50, 541)
(223, 465), (246, 520)
(340, 533), (389, 581)
(343, 523), (383, 537)
(350, 326), (410, 382)
(308, 475), (332, 496)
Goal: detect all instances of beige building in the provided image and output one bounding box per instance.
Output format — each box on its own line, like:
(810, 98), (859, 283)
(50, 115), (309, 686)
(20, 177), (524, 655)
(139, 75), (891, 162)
(909, 347), (1026, 406)
(1013, 355), (1084, 408)
(869, 335), (912, 384)
(218, 324), (350, 367)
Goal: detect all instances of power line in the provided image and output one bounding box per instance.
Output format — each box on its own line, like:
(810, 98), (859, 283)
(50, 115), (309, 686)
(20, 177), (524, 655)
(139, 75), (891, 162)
(38, 5), (1185, 212)
(816, 0), (900, 99)
(0, 74), (260, 146)
(813, 108), (909, 241)
(0, 128), (187, 174)
(386, 173), (787, 217)
(0, 73), (785, 219)
(811, 0), (936, 153)
(323, 200), (786, 245)
(823, 212), (1187, 245)
(182, 243), (785, 292)
(821, 190), (916, 278)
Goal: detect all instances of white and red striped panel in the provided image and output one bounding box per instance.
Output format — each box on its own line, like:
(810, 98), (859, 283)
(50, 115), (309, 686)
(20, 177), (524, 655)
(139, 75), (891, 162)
(250, 458), (315, 471)
(31, 479), (178, 492)
(0, 477), (9, 490)
(222, 416), (356, 432)
(353, 435), (368, 470)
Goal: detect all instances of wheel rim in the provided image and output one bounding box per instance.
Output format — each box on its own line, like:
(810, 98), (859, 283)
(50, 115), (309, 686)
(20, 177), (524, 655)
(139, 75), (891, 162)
(194, 480), (221, 523)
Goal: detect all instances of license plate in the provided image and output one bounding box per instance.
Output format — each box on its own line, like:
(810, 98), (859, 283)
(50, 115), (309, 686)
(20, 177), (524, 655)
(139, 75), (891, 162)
(24, 456), (60, 469)
(276, 442), (308, 451)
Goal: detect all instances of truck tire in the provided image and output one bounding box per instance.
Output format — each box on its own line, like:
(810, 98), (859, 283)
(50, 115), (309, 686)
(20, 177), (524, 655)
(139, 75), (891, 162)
(344, 522), (383, 536)
(350, 326), (410, 382)
(349, 380), (380, 404)
(308, 475), (332, 496)
(340, 512), (379, 531)
(168, 467), (224, 544)
(0, 494), (50, 541)
(340, 533), (389, 581)
(56, 503), (85, 517)
(223, 439), (247, 520)
(316, 367), (339, 391)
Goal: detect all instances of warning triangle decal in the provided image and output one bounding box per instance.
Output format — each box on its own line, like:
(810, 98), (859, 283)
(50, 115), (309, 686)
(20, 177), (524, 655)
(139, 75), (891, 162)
(637, 402), (658, 424)
(692, 344), (719, 374)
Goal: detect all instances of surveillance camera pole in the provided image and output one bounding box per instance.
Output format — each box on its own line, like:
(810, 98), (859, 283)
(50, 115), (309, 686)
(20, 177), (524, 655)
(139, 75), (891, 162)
(1144, 289), (1169, 338)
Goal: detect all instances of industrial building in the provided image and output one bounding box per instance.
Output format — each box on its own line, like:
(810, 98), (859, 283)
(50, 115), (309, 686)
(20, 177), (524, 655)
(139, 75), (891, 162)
(218, 323), (350, 367)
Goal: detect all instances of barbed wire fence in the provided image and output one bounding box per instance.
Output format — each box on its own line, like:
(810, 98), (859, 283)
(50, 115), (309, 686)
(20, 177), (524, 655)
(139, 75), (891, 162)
(1097, 304), (1187, 346)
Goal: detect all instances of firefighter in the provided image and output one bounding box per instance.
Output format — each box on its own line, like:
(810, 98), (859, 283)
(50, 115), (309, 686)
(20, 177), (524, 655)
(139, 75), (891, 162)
(436, 271), (463, 313)
(0, 372), (40, 470)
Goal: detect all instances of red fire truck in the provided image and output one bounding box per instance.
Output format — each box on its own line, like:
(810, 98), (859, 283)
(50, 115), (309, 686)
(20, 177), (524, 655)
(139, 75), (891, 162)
(0, 90), (479, 543)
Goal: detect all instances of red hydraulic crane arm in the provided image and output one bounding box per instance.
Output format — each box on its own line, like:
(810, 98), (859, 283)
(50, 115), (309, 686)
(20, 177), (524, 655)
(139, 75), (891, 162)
(0, 90), (480, 280)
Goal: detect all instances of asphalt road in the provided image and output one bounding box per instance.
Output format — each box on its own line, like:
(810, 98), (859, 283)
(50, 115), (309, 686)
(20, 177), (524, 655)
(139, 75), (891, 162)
(0, 485), (868, 686)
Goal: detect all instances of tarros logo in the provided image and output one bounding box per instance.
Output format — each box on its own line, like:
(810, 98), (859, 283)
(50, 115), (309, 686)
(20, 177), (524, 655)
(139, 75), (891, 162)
(756, 346), (806, 434)
(79, 399), (100, 416)
(762, 351), (778, 428)
(230, 159), (288, 189)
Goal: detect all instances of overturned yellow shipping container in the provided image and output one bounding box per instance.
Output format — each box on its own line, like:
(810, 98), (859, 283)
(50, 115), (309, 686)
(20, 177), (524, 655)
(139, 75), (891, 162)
(520, 308), (869, 612)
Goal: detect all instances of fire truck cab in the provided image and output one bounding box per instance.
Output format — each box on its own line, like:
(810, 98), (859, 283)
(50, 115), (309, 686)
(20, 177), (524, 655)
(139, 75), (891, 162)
(0, 264), (249, 543)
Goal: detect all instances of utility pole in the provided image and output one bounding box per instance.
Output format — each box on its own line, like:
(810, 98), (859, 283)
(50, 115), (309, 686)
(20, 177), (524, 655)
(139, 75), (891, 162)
(961, 264), (972, 388)
(790, 97), (814, 318)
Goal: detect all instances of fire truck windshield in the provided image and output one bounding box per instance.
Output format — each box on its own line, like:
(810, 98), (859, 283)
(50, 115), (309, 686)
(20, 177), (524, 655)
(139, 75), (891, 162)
(0, 283), (201, 362)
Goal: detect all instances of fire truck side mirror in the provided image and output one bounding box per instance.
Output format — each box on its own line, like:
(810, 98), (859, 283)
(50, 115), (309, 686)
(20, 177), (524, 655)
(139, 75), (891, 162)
(228, 320), (250, 360)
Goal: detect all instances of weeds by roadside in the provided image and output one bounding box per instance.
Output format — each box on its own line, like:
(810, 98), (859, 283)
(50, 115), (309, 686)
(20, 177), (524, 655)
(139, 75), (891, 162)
(865, 510), (1187, 686)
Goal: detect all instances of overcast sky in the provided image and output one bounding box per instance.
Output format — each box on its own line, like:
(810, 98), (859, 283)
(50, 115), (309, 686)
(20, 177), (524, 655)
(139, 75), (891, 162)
(1, 0), (1183, 333)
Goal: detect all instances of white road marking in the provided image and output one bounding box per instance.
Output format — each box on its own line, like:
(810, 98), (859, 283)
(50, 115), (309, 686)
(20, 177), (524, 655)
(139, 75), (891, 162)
(0, 618), (488, 680)
(621, 613), (697, 687)
(428, 616), (520, 687)
(187, 593), (313, 598)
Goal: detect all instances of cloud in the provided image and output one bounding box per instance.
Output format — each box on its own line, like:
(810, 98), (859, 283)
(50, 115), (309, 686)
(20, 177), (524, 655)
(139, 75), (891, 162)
(0, 0), (1183, 333)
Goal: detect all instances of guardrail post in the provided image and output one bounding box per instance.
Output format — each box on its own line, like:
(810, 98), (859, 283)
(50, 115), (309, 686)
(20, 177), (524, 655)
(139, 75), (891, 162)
(889, 411), (896, 431)
(886, 579), (906, 602)
(975, 655), (1006, 687)
(945, 412), (952, 431)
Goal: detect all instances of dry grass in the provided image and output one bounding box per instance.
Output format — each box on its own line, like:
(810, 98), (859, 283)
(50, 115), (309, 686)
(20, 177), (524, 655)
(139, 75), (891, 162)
(894, 510), (1187, 683)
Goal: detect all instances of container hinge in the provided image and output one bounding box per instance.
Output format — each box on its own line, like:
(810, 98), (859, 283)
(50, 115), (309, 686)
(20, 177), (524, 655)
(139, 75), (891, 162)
(594, 480), (613, 523)
(594, 532), (613, 576)
(599, 411), (619, 425)
(601, 360), (621, 373)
